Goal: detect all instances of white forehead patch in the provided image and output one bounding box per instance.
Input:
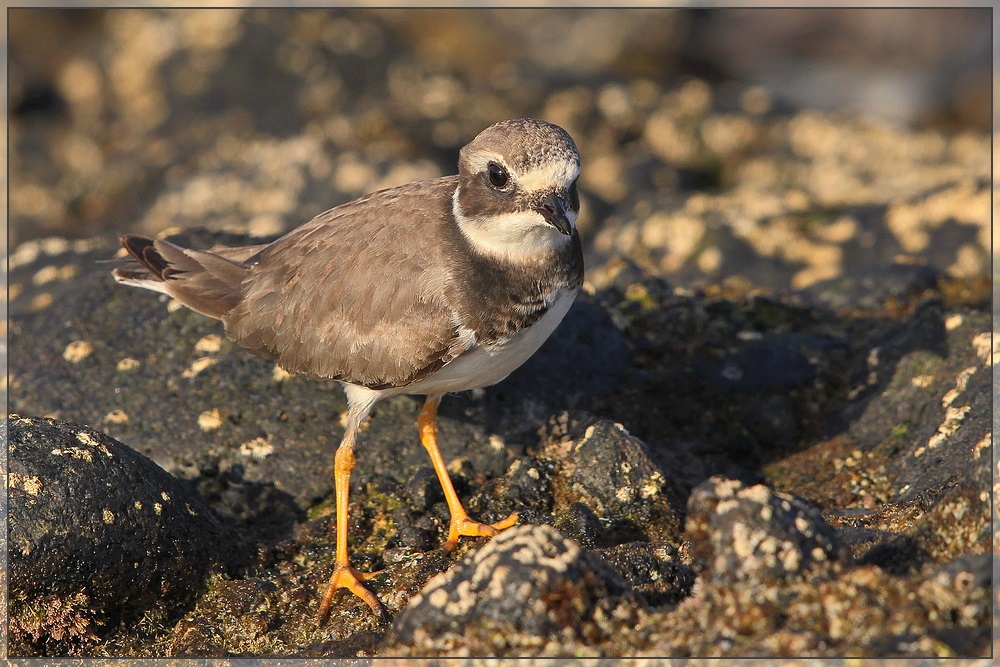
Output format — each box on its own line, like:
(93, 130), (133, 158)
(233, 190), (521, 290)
(463, 150), (506, 176)
(516, 159), (580, 193)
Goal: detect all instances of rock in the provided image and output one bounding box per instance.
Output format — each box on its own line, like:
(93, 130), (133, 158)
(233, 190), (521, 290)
(631, 556), (991, 657)
(8, 415), (234, 654)
(803, 263), (944, 312)
(852, 306), (991, 504)
(404, 466), (444, 512)
(473, 455), (552, 515)
(6, 234), (990, 657)
(901, 553), (992, 656)
(538, 411), (684, 546)
(693, 335), (818, 395)
(594, 541), (695, 608)
(743, 394), (800, 448)
(553, 501), (606, 548)
(384, 524), (642, 655)
(685, 477), (847, 584)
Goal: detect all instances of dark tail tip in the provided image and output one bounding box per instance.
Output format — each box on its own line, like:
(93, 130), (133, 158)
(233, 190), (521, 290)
(120, 234), (171, 279)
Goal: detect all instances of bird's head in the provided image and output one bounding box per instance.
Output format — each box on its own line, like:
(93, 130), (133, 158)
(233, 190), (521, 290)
(453, 118), (581, 261)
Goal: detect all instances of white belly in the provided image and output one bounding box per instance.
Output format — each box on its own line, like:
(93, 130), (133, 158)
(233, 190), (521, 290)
(392, 287), (578, 397)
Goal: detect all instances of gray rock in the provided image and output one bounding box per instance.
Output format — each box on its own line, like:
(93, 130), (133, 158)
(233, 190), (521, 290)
(8, 415), (233, 654)
(685, 476), (847, 584)
(851, 305), (991, 503)
(385, 524), (642, 655)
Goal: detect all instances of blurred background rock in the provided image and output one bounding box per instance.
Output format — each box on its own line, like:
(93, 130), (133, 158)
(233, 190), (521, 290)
(7, 7), (993, 291)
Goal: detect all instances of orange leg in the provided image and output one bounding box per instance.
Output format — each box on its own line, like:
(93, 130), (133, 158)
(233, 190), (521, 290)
(418, 394), (519, 552)
(317, 399), (387, 624)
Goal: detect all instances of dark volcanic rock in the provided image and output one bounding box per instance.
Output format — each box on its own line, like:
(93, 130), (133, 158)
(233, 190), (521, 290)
(8, 415), (233, 655)
(383, 524), (643, 656)
(538, 411), (684, 546)
(594, 541), (695, 608)
(404, 466), (445, 513)
(685, 476), (848, 584)
(849, 305), (991, 504)
(553, 500), (606, 548)
(694, 335), (819, 395)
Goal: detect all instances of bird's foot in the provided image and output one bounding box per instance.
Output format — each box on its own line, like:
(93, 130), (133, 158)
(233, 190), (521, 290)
(442, 511), (519, 553)
(317, 562), (388, 624)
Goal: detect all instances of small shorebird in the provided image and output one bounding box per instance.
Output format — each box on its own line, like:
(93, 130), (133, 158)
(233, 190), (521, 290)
(113, 118), (584, 621)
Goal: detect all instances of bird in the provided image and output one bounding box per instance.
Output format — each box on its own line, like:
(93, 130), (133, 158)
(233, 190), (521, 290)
(111, 117), (585, 622)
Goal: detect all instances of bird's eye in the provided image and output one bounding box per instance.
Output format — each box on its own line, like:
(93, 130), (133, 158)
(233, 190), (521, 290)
(487, 163), (509, 189)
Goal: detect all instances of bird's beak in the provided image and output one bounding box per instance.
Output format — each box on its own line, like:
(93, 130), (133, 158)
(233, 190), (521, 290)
(534, 192), (573, 236)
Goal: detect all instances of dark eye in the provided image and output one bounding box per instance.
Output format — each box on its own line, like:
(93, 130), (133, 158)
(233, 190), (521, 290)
(487, 163), (509, 189)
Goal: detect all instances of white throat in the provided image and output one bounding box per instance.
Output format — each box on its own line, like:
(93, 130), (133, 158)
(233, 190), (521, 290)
(452, 187), (575, 262)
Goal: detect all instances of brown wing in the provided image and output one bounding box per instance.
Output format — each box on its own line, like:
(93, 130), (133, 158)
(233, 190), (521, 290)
(223, 177), (469, 389)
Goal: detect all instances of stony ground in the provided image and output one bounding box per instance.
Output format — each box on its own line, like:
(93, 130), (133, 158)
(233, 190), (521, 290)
(6, 8), (993, 660)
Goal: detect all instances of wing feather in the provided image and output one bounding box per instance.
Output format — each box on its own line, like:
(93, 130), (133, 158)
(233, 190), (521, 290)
(224, 177), (471, 389)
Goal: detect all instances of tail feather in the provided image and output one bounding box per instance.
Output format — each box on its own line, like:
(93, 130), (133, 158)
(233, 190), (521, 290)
(124, 235), (173, 277)
(113, 234), (251, 320)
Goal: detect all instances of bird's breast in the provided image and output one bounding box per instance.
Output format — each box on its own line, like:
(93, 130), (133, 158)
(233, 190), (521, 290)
(392, 287), (578, 397)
